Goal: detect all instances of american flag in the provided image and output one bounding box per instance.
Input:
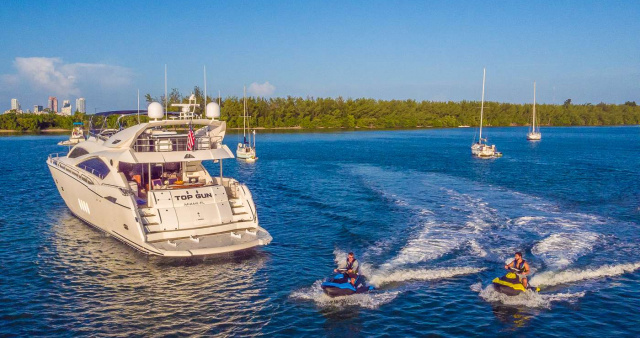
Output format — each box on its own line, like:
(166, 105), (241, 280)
(187, 122), (195, 151)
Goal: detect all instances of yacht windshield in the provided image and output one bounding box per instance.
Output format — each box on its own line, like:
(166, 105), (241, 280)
(68, 147), (89, 159)
(77, 158), (110, 179)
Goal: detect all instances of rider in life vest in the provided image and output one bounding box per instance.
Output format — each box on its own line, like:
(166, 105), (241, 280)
(504, 251), (531, 288)
(334, 252), (360, 286)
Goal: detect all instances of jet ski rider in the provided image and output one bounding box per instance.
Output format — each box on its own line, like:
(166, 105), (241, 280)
(334, 252), (359, 286)
(504, 251), (531, 289)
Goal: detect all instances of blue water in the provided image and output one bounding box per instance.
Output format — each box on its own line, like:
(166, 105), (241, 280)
(1, 126), (639, 337)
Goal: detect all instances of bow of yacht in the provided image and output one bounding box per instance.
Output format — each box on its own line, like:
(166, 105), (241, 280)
(47, 102), (271, 257)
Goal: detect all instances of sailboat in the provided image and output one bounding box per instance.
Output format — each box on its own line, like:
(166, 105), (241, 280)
(527, 82), (542, 141)
(236, 86), (257, 160)
(471, 68), (502, 158)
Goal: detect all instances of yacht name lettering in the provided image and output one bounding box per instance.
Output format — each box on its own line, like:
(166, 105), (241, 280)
(174, 193), (213, 201)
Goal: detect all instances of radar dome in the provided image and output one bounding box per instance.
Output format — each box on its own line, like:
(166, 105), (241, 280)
(147, 102), (164, 120)
(206, 102), (220, 119)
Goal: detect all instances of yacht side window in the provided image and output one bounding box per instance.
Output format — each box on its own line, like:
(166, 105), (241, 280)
(68, 147), (89, 159)
(77, 158), (110, 179)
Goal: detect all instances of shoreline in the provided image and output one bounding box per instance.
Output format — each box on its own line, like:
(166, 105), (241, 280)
(0, 128), (69, 133)
(0, 124), (637, 134)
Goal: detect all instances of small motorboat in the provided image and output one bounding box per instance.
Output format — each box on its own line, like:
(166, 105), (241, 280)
(321, 270), (374, 297)
(492, 269), (540, 296)
(58, 122), (85, 146)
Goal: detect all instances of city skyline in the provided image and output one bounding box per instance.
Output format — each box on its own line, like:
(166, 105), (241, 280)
(1, 1), (638, 113)
(5, 96), (84, 115)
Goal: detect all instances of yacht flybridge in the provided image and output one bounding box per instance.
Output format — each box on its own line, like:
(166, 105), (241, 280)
(47, 100), (271, 257)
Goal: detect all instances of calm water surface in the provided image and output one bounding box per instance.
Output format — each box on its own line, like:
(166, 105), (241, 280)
(1, 126), (639, 337)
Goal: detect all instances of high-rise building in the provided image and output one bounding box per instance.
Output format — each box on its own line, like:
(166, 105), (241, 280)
(61, 100), (72, 116)
(34, 105), (44, 113)
(48, 96), (58, 113)
(76, 97), (86, 113)
(11, 98), (20, 111)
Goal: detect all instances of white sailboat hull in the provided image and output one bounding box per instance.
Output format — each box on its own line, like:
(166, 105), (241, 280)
(526, 132), (541, 140)
(236, 143), (256, 159)
(471, 143), (499, 158)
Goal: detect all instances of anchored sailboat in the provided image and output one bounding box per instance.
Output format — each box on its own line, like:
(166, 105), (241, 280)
(471, 68), (501, 158)
(527, 82), (542, 141)
(236, 86), (257, 161)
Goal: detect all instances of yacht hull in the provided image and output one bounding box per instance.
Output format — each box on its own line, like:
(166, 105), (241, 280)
(47, 161), (271, 257)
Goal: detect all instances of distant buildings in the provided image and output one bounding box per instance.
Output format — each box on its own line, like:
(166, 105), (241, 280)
(48, 96), (58, 113)
(76, 97), (86, 113)
(11, 98), (20, 111)
(5, 96), (86, 115)
(61, 100), (72, 116)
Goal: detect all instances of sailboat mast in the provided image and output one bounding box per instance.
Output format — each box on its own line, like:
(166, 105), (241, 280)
(480, 68), (486, 141)
(533, 81), (536, 132)
(243, 86), (247, 142)
(164, 64), (168, 120)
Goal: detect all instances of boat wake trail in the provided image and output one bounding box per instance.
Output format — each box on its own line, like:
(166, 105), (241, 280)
(531, 232), (602, 269)
(290, 280), (400, 309)
(302, 165), (640, 310)
(530, 262), (640, 287)
(369, 267), (486, 287)
(471, 283), (585, 309)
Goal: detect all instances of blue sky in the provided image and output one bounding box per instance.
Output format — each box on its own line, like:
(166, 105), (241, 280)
(1, 0), (638, 112)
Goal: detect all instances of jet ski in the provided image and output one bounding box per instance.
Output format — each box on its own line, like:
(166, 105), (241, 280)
(492, 268), (540, 296)
(321, 269), (374, 297)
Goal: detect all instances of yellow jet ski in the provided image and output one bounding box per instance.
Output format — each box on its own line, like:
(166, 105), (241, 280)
(492, 268), (540, 296)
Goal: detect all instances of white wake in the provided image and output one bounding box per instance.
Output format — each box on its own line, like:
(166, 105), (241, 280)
(290, 280), (399, 309)
(369, 267), (485, 287)
(471, 282), (585, 309)
(531, 232), (601, 269)
(531, 262), (640, 287)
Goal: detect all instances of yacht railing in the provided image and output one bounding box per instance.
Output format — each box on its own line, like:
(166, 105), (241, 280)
(48, 153), (99, 184)
(132, 135), (221, 152)
(240, 185), (256, 219)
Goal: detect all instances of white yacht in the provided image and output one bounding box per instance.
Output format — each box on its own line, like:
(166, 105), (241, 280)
(236, 86), (257, 161)
(527, 82), (542, 141)
(58, 122), (85, 146)
(471, 68), (502, 158)
(47, 101), (271, 257)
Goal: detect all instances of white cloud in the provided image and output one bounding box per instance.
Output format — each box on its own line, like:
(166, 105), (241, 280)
(247, 81), (276, 97)
(7, 57), (133, 97)
(1, 57), (134, 110)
